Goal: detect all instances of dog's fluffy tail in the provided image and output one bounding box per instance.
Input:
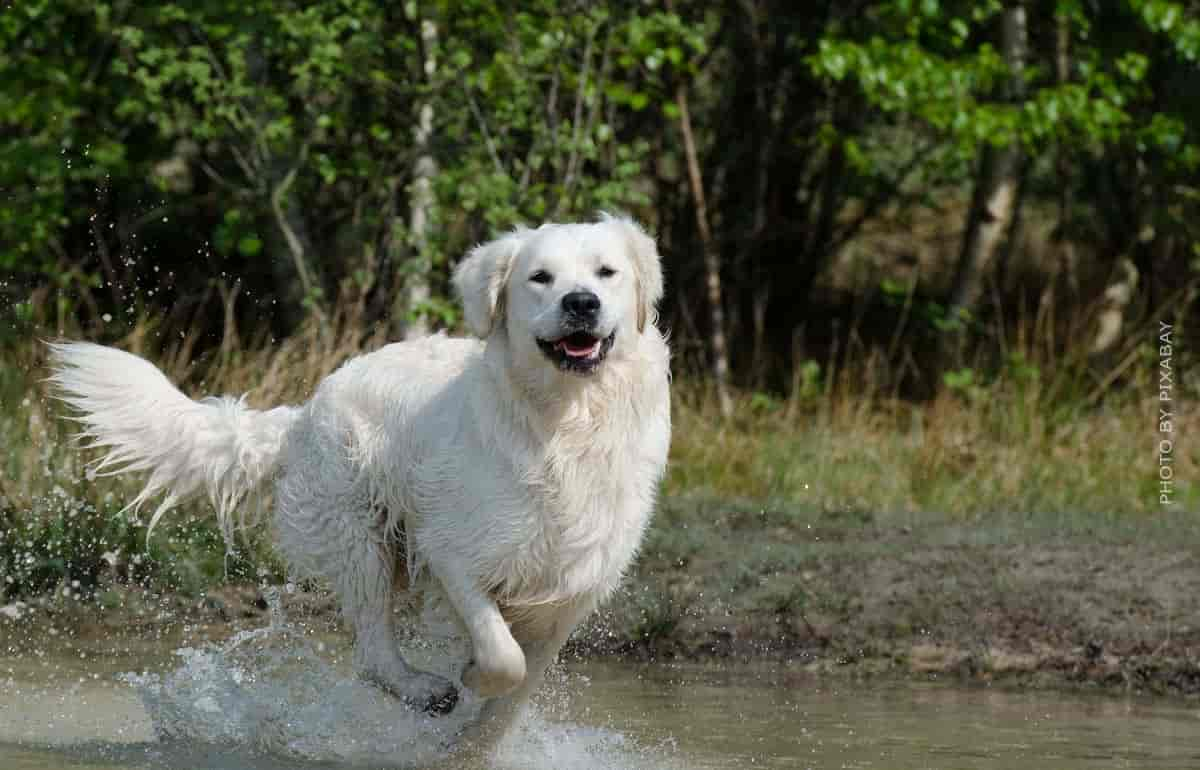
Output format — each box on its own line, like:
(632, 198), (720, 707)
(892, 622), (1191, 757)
(47, 341), (299, 545)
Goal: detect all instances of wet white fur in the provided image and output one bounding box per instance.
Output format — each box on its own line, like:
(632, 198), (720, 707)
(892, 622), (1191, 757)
(48, 214), (670, 754)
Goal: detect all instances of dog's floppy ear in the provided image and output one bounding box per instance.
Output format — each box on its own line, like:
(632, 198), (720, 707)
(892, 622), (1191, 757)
(453, 226), (531, 338)
(603, 213), (663, 333)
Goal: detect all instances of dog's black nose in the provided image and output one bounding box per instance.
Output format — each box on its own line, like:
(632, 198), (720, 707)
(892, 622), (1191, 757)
(562, 291), (601, 319)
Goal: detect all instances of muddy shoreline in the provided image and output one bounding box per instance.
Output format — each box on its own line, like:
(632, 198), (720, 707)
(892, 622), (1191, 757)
(5, 535), (1200, 700)
(583, 531), (1200, 699)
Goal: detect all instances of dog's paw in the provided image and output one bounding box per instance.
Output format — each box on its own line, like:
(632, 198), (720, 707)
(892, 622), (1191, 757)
(460, 652), (526, 698)
(412, 674), (460, 716)
(363, 667), (460, 716)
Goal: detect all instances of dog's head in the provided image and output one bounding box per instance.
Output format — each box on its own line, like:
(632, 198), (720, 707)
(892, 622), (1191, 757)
(453, 214), (663, 376)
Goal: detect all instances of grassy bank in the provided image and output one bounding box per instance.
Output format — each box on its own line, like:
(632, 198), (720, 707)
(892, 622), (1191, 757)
(2, 320), (1198, 693)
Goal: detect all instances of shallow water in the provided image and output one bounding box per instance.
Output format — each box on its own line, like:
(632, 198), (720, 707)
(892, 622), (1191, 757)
(1, 618), (1199, 769)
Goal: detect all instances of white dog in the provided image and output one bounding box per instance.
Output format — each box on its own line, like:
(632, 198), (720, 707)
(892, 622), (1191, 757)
(48, 214), (671, 749)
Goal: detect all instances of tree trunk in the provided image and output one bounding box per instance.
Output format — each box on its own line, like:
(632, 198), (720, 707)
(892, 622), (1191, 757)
(742, 0), (784, 385)
(1054, 11), (1078, 295)
(948, 2), (1027, 316)
(246, 43), (323, 333)
(675, 79), (733, 418)
(268, 153), (323, 333)
(1090, 257), (1139, 354)
(399, 14), (438, 340)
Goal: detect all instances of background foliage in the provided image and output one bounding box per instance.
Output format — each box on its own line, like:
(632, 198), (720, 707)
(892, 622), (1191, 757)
(3, 0), (1198, 390)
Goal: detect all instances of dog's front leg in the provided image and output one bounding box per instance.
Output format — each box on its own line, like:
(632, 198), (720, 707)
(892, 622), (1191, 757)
(335, 535), (460, 715)
(431, 562), (527, 698)
(453, 599), (594, 756)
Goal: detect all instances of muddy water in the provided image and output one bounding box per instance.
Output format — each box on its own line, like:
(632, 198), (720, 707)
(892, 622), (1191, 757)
(1, 629), (1198, 769)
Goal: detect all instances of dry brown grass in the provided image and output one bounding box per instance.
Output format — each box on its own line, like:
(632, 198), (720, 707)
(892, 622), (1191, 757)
(670, 383), (1196, 518)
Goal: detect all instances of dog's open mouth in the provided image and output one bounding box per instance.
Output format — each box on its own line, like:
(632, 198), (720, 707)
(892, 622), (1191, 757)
(536, 330), (616, 374)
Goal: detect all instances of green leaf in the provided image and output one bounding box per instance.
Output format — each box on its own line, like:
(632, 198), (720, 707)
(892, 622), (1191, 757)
(237, 234), (262, 257)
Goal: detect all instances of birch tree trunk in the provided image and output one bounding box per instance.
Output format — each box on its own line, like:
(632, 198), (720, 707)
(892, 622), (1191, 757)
(675, 79), (733, 418)
(401, 15), (438, 340)
(1090, 257), (1139, 354)
(948, 2), (1027, 316)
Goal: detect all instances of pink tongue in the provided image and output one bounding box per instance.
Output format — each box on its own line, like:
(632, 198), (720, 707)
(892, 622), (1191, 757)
(558, 338), (598, 357)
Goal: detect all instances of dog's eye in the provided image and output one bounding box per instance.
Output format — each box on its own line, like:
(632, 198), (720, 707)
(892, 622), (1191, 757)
(597, 266), (617, 279)
(529, 270), (553, 285)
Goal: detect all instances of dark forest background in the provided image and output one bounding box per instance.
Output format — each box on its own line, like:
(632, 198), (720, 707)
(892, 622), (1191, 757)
(2, 0), (1198, 406)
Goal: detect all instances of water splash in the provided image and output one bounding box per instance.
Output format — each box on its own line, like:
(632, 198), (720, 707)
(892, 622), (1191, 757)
(120, 590), (680, 769)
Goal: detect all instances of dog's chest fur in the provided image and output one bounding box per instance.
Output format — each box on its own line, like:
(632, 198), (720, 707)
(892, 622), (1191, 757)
(334, 335), (669, 609)
(498, 412), (660, 605)
(471, 383), (665, 607)
(403, 360), (667, 607)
